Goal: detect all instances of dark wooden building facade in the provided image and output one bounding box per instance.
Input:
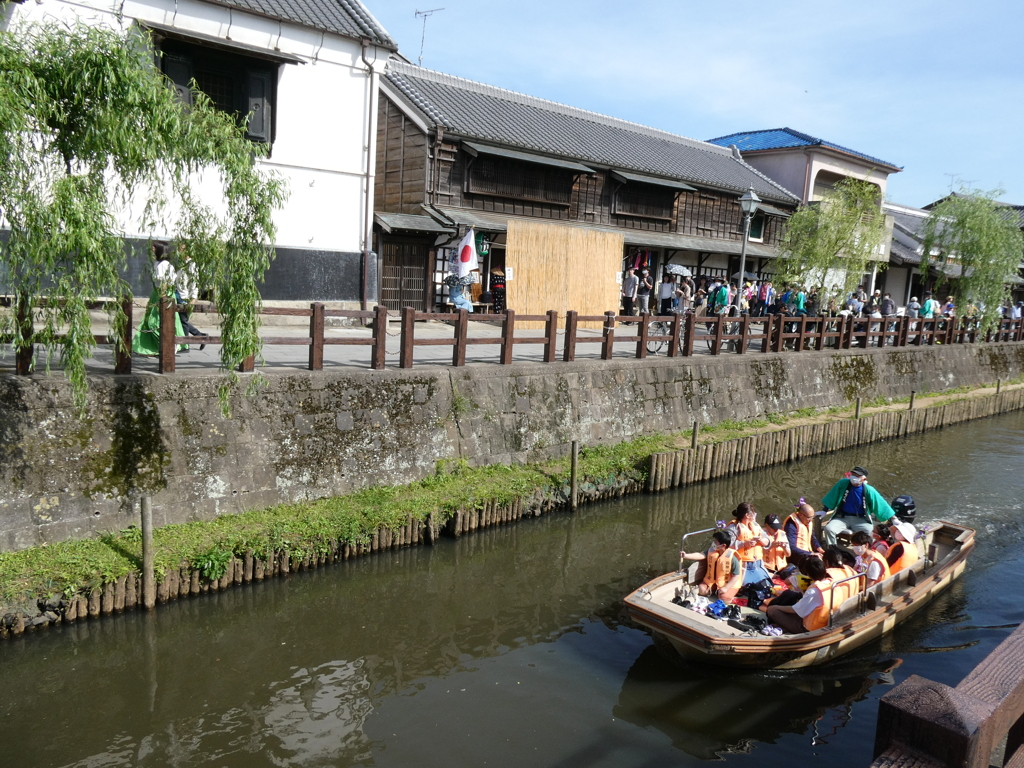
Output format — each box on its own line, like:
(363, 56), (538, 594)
(374, 62), (800, 312)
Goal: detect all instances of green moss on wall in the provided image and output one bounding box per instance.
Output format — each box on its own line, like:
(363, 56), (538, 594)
(829, 355), (878, 400)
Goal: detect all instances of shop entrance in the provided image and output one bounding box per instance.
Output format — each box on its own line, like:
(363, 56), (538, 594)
(381, 239), (430, 311)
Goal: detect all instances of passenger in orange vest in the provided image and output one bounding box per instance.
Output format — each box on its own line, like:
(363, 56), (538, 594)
(765, 556), (835, 634)
(871, 523), (893, 557)
(762, 514), (791, 573)
(851, 531), (890, 586)
(726, 502), (772, 588)
(681, 529), (743, 603)
(784, 502), (825, 563)
(886, 521), (920, 575)
(824, 546), (859, 606)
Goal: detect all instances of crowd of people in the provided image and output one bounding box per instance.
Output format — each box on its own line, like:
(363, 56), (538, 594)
(620, 267), (1023, 325)
(680, 465), (920, 635)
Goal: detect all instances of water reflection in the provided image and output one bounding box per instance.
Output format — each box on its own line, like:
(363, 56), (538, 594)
(614, 645), (901, 760)
(0, 411), (1021, 767)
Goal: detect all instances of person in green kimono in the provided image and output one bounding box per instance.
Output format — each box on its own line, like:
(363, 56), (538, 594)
(821, 466), (895, 546)
(132, 241), (187, 356)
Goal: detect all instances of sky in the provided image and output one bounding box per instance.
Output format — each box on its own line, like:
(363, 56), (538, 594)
(368, 0), (1024, 209)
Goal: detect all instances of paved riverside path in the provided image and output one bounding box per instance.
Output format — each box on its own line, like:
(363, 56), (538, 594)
(1, 316), (739, 377)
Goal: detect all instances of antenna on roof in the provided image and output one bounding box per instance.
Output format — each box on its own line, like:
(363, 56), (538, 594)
(415, 8), (444, 67)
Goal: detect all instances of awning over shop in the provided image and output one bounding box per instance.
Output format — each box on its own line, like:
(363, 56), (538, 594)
(462, 141), (595, 174)
(757, 203), (792, 218)
(374, 212), (454, 235)
(426, 206), (780, 259)
(609, 170), (696, 192)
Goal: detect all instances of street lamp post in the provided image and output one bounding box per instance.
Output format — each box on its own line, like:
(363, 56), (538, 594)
(735, 187), (762, 311)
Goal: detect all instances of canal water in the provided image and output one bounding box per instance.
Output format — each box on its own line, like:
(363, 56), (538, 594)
(2, 410), (1024, 768)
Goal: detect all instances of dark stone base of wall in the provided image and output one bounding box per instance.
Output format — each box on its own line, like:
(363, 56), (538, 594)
(2, 343), (1024, 551)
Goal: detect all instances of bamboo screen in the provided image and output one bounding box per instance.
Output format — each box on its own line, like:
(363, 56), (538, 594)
(505, 220), (624, 329)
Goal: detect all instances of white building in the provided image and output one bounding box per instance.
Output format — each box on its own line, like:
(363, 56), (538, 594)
(2, 0), (396, 305)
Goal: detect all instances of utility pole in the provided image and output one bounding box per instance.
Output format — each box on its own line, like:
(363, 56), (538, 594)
(415, 8), (444, 67)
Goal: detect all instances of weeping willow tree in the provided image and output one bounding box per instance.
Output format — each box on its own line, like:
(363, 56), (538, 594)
(920, 189), (1024, 332)
(0, 19), (287, 410)
(777, 178), (889, 305)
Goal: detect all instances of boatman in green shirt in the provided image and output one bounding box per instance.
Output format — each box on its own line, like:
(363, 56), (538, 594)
(821, 466), (895, 546)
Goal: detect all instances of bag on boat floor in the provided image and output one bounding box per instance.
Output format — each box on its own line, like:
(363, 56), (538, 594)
(742, 578), (776, 610)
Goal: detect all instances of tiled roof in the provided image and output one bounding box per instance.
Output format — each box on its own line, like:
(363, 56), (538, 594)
(206, 0), (396, 48)
(707, 128), (901, 172)
(385, 61), (800, 205)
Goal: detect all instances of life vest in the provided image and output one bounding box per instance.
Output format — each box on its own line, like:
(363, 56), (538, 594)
(702, 547), (738, 590)
(764, 529), (789, 571)
(803, 578), (836, 632)
(732, 522), (765, 562)
(785, 513), (814, 553)
(827, 565), (859, 606)
(888, 540), (920, 575)
(861, 549), (891, 583)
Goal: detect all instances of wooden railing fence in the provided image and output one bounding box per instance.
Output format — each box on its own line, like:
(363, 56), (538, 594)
(4, 296), (1024, 375)
(871, 620), (1024, 768)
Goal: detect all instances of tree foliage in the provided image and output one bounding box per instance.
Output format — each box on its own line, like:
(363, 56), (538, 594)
(920, 188), (1024, 331)
(0, 19), (287, 410)
(777, 178), (889, 303)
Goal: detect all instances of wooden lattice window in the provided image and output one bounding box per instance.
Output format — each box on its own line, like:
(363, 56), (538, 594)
(468, 156), (573, 205)
(613, 183), (674, 221)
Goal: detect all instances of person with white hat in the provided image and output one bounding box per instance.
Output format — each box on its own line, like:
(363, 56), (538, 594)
(821, 466), (896, 547)
(886, 521), (920, 575)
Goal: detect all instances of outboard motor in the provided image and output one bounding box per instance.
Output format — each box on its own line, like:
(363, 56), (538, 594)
(891, 495), (916, 524)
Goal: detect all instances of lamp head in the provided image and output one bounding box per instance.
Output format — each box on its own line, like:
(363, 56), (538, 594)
(739, 187), (761, 216)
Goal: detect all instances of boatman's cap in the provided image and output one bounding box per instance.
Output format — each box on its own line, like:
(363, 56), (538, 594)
(764, 514), (783, 530)
(849, 467), (868, 478)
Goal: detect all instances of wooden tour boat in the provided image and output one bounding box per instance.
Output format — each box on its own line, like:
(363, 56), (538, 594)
(624, 520), (975, 670)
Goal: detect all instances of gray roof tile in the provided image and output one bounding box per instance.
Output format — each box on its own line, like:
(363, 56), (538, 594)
(386, 61), (800, 205)
(205, 0), (396, 48)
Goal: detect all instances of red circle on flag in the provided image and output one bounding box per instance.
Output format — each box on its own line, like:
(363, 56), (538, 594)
(460, 245), (473, 263)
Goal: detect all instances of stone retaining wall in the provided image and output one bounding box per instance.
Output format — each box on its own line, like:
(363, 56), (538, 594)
(2, 388), (1022, 639)
(2, 342), (1024, 551)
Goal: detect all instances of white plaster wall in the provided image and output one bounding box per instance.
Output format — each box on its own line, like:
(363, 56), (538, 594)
(738, 153), (808, 202)
(5, 0), (387, 254)
(808, 151), (889, 200)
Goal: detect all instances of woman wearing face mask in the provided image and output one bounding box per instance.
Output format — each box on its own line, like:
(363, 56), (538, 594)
(851, 531), (890, 587)
(821, 466), (896, 547)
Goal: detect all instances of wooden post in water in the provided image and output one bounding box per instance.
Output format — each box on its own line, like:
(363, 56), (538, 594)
(141, 495), (156, 610)
(855, 397), (862, 419)
(691, 420), (700, 450)
(909, 391), (916, 410)
(570, 441), (579, 512)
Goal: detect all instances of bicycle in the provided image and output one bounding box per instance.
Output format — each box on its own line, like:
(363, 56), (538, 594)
(646, 310), (687, 355)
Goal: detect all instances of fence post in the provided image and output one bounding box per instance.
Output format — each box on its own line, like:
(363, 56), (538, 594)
(738, 315), (750, 354)
(453, 308), (469, 366)
(237, 355), (255, 373)
(817, 316), (827, 351)
(114, 296), (133, 374)
(855, 397), (862, 419)
(601, 311), (616, 360)
(636, 312), (649, 358)
(308, 302), (325, 371)
(915, 319), (926, 347)
(947, 317), (956, 345)
(761, 316), (773, 353)
(909, 391), (916, 410)
(899, 315), (909, 347)
(500, 309), (515, 365)
(543, 310), (558, 363)
(711, 315), (724, 355)
(14, 295), (33, 375)
(159, 295), (176, 374)
(668, 312), (682, 357)
(691, 420), (699, 449)
(796, 316), (807, 351)
(682, 313), (696, 356)
(141, 495), (155, 610)
(371, 305), (387, 370)
(400, 306), (415, 368)
(773, 314), (785, 353)
(563, 310), (578, 362)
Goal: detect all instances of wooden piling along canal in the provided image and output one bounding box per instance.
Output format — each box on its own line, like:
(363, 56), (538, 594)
(2, 388), (1023, 639)
(646, 389), (1024, 493)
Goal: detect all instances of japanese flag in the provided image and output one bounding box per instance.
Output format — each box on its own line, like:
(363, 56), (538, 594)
(453, 227), (479, 278)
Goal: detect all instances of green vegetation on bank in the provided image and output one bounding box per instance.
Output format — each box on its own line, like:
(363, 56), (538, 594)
(0, 380), (1020, 613)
